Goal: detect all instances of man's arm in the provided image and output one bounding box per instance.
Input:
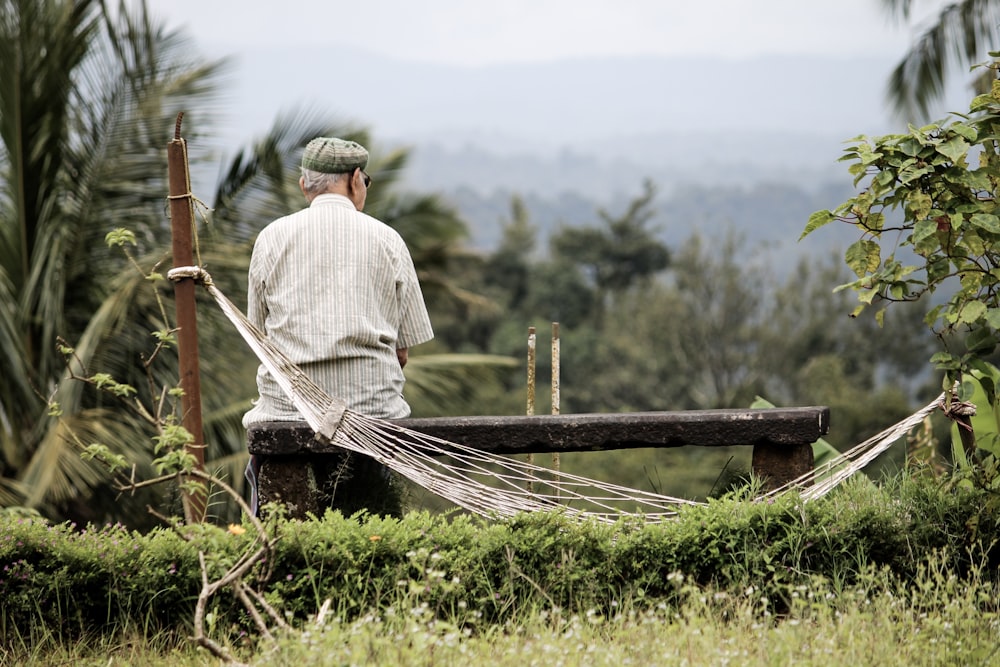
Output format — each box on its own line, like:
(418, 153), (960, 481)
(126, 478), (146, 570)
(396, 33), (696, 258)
(396, 348), (408, 368)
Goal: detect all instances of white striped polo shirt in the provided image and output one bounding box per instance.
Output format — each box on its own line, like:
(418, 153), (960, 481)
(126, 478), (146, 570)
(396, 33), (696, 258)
(242, 193), (434, 424)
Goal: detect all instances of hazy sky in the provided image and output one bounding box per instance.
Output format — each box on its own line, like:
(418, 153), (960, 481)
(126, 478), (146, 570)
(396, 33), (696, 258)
(149, 0), (931, 66)
(135, 0), (965, 177)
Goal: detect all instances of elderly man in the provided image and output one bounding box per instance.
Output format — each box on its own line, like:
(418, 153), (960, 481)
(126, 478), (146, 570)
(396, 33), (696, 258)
(243, 136), (434, 513)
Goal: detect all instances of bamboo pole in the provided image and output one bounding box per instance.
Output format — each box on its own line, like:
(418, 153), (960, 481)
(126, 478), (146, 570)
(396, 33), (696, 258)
(166, 113), (207, 523)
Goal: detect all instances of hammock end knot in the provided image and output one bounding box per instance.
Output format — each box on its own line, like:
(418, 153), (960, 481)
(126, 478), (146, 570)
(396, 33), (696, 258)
(314, 398), (348, 441)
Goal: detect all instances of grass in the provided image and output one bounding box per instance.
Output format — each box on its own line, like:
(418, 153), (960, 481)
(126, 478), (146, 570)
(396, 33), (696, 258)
(2, 471), (997, 666)
(7, 557), (998, 667)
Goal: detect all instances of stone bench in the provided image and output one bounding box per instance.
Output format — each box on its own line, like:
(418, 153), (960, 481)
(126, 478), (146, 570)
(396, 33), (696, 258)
(246, 406), (830, 519)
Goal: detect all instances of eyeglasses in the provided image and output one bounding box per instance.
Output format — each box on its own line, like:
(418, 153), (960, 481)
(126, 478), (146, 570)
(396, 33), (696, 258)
(361, 170), (371, 188)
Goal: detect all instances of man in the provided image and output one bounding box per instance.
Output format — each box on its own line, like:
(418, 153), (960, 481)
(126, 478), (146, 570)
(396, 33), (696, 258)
(242, 136), (434, 513)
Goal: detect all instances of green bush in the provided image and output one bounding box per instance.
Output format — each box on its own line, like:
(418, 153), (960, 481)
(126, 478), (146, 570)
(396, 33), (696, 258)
(1, 473), (996, 648)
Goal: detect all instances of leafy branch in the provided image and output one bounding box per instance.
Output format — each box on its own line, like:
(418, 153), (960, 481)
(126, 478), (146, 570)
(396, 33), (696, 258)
(803, 57), (1000, 462)
(47, 224), (313, 663)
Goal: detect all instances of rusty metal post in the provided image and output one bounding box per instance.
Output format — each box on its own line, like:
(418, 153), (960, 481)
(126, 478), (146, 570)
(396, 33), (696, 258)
(166, 113), (207, 523)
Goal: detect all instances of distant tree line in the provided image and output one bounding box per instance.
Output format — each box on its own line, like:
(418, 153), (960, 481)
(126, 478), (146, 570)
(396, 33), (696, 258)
(429, 187), (939, 434)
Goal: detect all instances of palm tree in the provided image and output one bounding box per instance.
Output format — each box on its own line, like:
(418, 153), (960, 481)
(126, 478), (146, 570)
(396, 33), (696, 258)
(880, 0), (1000, 120)
(0, 0), (238, 523)
(1, 0), (513, 526)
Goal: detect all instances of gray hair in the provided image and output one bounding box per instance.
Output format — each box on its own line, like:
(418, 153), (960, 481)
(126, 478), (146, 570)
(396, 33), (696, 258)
(300, 168), (349, 196)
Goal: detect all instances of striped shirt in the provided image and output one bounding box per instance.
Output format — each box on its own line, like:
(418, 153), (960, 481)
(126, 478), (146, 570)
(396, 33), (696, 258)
(242, 194), (434, 424)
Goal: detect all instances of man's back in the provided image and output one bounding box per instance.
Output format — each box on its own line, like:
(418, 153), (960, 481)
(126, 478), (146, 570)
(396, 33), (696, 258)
(243, 193), (433, 422)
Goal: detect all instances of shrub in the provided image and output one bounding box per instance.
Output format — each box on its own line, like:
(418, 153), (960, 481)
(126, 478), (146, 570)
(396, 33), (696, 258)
(1, 472), (996, 651)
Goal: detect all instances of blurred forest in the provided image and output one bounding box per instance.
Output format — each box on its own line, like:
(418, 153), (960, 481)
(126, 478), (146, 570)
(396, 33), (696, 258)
(404, 185), (944, 510)
(0, 0), (951, 528)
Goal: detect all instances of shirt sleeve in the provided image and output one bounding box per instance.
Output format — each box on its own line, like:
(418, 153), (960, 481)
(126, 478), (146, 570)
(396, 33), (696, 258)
(395, 245), (434, 349)
(246, 234), (270, 334)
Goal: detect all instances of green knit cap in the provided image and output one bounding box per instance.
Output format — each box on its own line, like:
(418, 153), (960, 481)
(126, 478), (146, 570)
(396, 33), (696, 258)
(301, 137), (368, 174)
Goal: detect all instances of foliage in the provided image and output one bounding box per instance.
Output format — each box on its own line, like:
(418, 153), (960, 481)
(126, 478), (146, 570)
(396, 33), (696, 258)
(548, 179), (669, 325)
(464, 209), (936, 464)
(803, 60), (1000, 461)
(1, 473), (996, 656)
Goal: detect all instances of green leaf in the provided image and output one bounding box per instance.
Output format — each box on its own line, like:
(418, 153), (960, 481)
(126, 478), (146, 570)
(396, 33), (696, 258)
(105, 228), (137, 248)
(801, 210), (836, 239)
(857, 287), (878, 305)
(927, 257), (950, 283)
(898, 163), (933, 184)
(931, 352), (962, 371)
(969, 214), (1000, 234)
(845, 240), (880, 278)
(930, 351), (958, 365)
(81, 444), (129, 473)
(985, 308), (1000, 330)
(911, 218), (938, 247)
(937, 136), (971, 163)
(866, 211), (886, 232)
(951, 122), (978, 142)
(907, 192), (933, 220)
(965, 326), (997, 354)
(857, 143), (884, 165)
(873, 170), (896, 190)
(959, 301), (988, 325)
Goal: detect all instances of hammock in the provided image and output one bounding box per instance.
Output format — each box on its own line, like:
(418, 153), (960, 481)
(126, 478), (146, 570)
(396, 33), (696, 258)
(168, 266), (948, 523)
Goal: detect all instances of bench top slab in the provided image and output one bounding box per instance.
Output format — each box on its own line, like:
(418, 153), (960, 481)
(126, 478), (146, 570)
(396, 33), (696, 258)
(247, 406), (830, 456)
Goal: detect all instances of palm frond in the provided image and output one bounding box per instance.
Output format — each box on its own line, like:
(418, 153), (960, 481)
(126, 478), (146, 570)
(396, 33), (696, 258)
(886, 0), (1000, 121)
(877, 0), (918, 23)
(404, 353), (519, 417)
(21, 411), (124, 509)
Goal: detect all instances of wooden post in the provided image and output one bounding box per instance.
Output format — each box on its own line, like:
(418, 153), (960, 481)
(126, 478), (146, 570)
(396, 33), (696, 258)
(166, 113), (207, 523)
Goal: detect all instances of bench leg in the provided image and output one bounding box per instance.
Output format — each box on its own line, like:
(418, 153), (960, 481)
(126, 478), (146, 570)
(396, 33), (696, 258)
(257, 454), (323, 519)
(257, 452), (405, 520)
(751, 442), (814, 491)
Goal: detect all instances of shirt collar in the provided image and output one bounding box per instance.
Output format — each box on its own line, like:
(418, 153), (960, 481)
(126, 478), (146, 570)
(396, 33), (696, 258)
(309, 193), (355, 209)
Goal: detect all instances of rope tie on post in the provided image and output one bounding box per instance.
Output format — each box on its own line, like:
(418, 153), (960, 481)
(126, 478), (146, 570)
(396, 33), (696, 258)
(167, 266), (211, 285)
(942, 389), (978, 458)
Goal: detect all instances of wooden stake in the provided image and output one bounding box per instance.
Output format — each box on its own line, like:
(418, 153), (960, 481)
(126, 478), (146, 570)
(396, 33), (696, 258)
(526, 327), (536, 492)
(551, 322), (560, 487)
(167, 113), (207, 523)
(526, 326), (536, 417)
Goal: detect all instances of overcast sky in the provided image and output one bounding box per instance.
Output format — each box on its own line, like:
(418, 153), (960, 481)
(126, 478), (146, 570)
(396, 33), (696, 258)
(135, 0), (964, 174)
(147, 0), (936, 65)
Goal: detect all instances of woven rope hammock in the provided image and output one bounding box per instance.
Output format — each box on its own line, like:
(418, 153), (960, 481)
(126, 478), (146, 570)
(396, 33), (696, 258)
(168, 266), (948, 524)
